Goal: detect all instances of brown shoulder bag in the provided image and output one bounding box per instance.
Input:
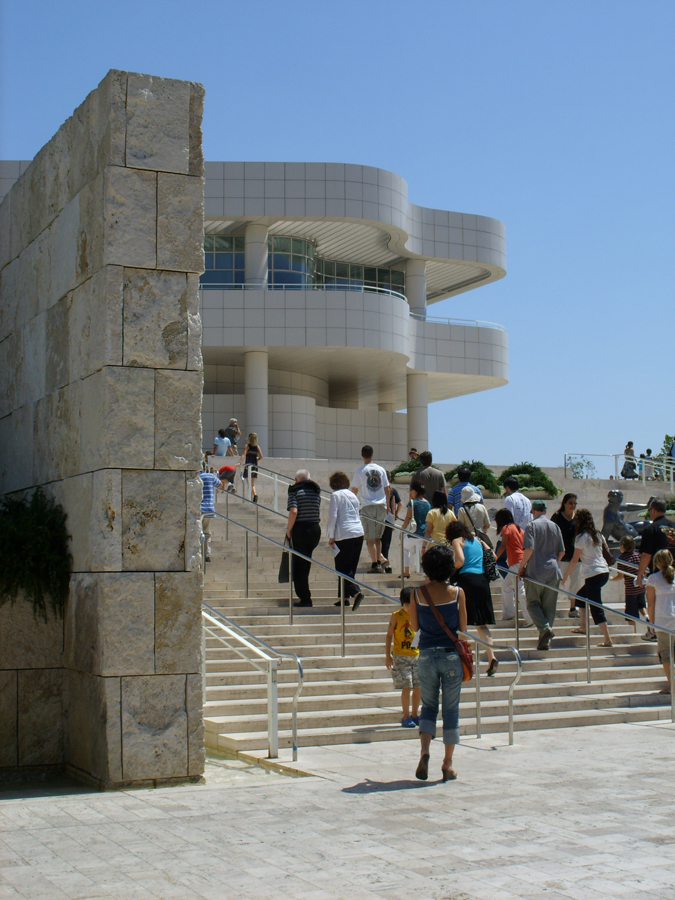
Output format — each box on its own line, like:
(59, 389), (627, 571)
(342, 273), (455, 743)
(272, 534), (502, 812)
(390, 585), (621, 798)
(417, 584), (474, 682)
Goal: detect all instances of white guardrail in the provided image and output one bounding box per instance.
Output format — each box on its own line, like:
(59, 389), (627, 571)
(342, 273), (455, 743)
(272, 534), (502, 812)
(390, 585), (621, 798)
(563, 452), (675, 488)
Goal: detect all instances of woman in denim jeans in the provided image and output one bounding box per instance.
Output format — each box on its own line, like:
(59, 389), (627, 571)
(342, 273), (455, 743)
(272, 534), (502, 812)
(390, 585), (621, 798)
(409, 545), (467, 782)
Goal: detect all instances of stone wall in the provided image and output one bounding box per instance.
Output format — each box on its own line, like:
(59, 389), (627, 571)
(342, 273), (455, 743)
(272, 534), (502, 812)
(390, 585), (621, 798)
(0, 70), (206, 787)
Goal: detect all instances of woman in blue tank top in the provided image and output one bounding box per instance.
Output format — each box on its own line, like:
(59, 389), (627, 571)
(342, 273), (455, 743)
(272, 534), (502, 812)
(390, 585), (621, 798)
(409, 545), (467, 782)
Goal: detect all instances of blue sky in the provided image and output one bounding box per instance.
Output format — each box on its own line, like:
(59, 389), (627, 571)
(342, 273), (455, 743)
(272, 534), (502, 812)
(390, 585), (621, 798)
(1, 0), (673, 469)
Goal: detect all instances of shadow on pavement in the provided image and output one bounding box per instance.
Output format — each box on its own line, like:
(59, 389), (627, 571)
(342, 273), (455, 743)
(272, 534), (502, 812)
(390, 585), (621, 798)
(342, 778), (439, 793)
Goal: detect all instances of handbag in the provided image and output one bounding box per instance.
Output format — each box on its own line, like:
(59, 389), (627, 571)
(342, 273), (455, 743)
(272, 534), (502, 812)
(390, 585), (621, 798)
(601, 535), (614, 567)
(278, 536), (290, 583)
(418, 584), (474, 683)
(405, 500), (417, 534)
(462, 504), (493, 549)
(480, 539), (500, 582)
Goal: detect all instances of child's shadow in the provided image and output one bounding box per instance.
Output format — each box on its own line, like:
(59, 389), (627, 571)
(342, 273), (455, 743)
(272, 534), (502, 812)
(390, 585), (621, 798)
(342, 778), (438, 794)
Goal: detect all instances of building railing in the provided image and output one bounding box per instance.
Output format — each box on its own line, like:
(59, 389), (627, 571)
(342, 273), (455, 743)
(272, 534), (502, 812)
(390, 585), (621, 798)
(563, 452), (675, 489)
(410, 312), (506, 332)
(198, 282), (407, 302)
(201, 602), (304, 761)
(211, 508), (523, 744)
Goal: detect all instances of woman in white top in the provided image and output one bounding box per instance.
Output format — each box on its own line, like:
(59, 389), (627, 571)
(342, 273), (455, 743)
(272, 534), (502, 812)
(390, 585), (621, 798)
(457, 487), (491, 540)
(327, 471), (365, 611)
(561, 508), (612, 646)
(646, 550), (675, 693)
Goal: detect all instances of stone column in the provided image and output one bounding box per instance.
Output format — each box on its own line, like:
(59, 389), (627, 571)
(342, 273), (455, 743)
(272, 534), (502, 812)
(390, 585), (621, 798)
(245, 350), (269, 453)
(406, 259), (427, 318)
(244, 223), (268, 287)
(406, 372), (428, 451)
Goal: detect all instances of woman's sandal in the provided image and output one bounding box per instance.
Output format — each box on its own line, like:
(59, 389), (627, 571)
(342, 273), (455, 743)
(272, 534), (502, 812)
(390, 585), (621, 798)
(597, 641), (613, 647)
(415, 754), (430, 781)
(486, 659), (499, 677)
(570, 627), (587, 634)
(441, 766), (457, 782)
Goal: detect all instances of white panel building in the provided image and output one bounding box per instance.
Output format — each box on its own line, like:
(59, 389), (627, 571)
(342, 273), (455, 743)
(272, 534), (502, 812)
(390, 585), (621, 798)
(0, 159), (508, 460)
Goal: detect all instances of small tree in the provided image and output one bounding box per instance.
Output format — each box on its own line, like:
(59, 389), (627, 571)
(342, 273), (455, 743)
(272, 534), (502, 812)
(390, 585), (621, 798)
(569, 455), (597, 479)
(0, 488), (72, 622)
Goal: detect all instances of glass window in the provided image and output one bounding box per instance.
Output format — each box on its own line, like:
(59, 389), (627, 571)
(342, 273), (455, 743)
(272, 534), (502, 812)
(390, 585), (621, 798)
(273, 253), (291, 271)
(234, 270), (244, 284)
(391, 270), (404, 286)
(324, 260), (335, 277)
(234, 236), (245, 252)
(215, 252), (233, 269)
(274, 236), (291, 253)
(364, 267), (377, 282)
(377, 268), (390, 284)
(292, 255), (306, 273)
(204, 236), (215, 252)
(204, 254), (214, 270)
(234, 252), (245, 269)
(214, 235), (233, 252)
(306, 243), (314, 259)
(292, 238), (306, 255)
(350, 264), (363, 280)
(335, 262), (349, 279)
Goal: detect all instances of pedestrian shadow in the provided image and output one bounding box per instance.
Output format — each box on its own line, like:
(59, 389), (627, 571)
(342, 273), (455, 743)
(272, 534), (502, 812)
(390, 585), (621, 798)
(342, 778), (437, 794)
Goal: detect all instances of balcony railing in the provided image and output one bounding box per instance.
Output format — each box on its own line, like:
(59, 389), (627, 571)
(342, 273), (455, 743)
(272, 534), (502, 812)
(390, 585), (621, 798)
(410, 312), (506, 332)
(198, 282), (407, 302)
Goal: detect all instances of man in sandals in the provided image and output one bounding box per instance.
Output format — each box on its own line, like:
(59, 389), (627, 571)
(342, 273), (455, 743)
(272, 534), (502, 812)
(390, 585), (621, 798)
(519, 500), (565, 650)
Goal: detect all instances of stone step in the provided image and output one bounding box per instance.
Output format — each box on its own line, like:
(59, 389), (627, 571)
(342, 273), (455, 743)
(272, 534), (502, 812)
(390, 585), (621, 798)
(205, 705), (672, 752)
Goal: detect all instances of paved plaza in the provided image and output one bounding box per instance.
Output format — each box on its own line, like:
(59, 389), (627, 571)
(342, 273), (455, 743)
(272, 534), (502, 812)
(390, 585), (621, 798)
(1, 722), (675, 900)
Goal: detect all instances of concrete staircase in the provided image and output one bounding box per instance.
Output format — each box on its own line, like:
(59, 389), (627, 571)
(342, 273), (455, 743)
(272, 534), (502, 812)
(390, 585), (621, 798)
(203, 486), (672, 755)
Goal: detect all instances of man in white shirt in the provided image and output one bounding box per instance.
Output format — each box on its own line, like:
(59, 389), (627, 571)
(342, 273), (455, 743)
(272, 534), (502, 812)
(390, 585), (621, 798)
(503, 476), (532, 529)
(350, 444), (391, 574)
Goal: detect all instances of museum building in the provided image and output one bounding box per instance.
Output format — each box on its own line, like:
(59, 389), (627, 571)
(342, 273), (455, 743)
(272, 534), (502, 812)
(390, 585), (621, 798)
(0, 159), (508, 459)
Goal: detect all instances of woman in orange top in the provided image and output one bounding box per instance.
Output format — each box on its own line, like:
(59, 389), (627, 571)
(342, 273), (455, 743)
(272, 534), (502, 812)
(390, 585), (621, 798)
(494, 508), (531, 624)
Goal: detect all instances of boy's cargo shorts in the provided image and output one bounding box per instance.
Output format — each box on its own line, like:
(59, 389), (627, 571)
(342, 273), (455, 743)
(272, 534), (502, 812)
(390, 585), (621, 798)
(391, 654), (420, 689)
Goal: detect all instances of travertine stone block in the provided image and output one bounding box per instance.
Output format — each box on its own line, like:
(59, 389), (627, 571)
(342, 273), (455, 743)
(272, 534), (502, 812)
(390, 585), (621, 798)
(46, 291), (72, 393)
(121, 674), (188, 780)
(185, 470), (204, 572)
(65, 670), (122, 783)
(21, 311), (47, 407)
(154, 369), (203, 469)
(48, 192), (79, 305)
(122, 470), (187, 571)
(154, 572), (202, 675)
(126, 74), (191, 174)
(0, 671), (18, 766)
(157, 174), (204, 273)
(80, 366), (154, 471)
(76, 170), (105, 282)
(0, 404), (35, 495)
(0, 191), (10, 270)
(18, 668), (64, 765)
(0, 330), (19, 419)
(186, 673), (205, 775)
(123, 268), (189, 368)
(33, 381), (82, 484)
(188, 83), (205, 178)
(66, 572), (154, 676)
(0, 595), (63, 670)
(103, 166), (157, 269)
(186, 273), (203, 372)
(8, 165), (29, 261)
(68, 266), (124, 381)
(61, 470), (122, 571)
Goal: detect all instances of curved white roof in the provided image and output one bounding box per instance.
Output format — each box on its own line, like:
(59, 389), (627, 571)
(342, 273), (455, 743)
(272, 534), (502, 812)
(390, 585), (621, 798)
(203, 162), (506, 303)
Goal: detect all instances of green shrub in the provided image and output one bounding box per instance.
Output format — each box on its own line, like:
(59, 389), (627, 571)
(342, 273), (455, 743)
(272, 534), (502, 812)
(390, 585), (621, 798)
(390, 459), (422, 477)
(0, 488), (72, 622)
(444, 460), (501, 495)
(498, 462), (560, 497)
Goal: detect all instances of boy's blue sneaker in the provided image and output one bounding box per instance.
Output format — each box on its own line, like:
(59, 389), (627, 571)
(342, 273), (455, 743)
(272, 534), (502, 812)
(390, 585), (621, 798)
(412, 716), (420, 726)
(401, 717), (416, 728)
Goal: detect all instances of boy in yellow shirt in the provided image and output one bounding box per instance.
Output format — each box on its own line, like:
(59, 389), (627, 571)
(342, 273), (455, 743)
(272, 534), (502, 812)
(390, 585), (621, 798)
(385, 587), (420, 727)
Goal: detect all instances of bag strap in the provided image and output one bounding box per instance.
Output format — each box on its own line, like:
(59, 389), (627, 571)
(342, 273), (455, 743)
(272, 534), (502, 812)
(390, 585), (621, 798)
(417, 584), (462, 649)
(462, 503), (478, 532)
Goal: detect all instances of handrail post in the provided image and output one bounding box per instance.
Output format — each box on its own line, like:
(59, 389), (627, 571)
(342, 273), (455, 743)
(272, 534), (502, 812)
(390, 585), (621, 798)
(340, 575), (346, 657)
(400, 531), (405, 590)
(586, 605), (592, 683)
(564, 454), (567, 479)
(244, 531), (249, 598)
(508, 674), (515, 746)
(514, 575), (520, 651)
(256, 504), (259, 556)
(474, 638), (481, 738)
(274, 474), (278, 512)
(202, 622), (207, 706)
(614, 455), (619, 480)
(288, 537), (294, 625)
(670, 637), (674, 724)
(267, 658), (279, 759)
(200, 533), (206, 575)
(225, 489), (229, 541)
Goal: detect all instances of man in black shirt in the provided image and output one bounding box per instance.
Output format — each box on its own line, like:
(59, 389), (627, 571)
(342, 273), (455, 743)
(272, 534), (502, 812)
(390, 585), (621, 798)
(286, 469), (322, 607)
(636, 498), (675, 587)
(381, 481), (402, 572)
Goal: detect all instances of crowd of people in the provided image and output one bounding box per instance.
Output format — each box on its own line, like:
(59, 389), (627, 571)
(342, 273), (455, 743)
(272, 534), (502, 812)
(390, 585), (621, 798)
(200, 439), (675, 782)
(621, 440), (675, 481)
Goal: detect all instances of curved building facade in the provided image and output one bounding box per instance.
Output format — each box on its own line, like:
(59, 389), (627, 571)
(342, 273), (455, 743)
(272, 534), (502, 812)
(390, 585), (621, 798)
(201, 161), (507, 458)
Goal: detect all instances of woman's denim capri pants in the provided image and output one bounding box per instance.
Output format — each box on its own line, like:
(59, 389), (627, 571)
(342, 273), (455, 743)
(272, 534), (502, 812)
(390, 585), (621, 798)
(418, 646), (463, 745)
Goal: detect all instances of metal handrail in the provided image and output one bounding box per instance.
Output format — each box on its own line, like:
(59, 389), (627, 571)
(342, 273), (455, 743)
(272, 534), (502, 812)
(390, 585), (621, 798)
(198, 282), (407, 302)
(202, 601), (304, 761)
(409, 312), (506, 332)
(564, 451), (675, 488)
(498, 565), (675, 722)
(211, 509), (523, 742)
